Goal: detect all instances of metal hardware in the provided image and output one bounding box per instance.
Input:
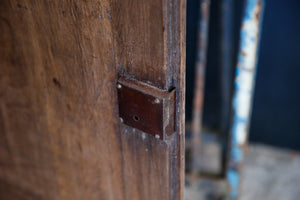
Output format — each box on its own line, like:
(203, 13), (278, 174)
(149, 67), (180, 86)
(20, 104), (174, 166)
(117, 76), (175, 140)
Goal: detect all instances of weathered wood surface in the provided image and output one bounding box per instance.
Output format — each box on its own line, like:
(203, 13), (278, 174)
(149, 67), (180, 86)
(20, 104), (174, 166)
(0, 0), (186, 200)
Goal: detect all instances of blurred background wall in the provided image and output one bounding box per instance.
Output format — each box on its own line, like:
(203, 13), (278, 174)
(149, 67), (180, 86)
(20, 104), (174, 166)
(186, 0), (300, 150)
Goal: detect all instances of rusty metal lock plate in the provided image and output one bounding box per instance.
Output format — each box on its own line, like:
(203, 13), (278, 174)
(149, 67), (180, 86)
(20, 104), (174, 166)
(117, 77), (175, 140)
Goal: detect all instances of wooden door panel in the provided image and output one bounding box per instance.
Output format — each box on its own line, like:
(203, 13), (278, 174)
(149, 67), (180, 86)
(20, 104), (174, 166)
(0, 0), (186, 199)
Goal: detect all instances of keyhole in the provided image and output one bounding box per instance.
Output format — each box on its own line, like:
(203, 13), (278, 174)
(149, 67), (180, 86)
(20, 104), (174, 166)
(133, 115), (140, 121)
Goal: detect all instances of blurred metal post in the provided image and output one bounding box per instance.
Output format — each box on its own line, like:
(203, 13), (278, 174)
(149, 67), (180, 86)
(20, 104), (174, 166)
(191, 0), (211, 174)
(220, 0), (235, 177)
(226, 0), (265, 199)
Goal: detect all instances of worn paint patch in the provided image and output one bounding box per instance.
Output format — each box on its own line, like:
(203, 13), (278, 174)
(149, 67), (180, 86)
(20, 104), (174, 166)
(227, 169), (240, 198)
(227, 0), (265, 199)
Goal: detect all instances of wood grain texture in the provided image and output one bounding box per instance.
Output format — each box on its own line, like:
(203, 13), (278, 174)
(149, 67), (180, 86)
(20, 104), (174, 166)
(0, 0), (186, 199)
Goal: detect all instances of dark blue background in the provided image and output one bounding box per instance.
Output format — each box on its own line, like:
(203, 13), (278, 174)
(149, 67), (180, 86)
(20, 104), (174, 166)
(249, 0), (300, 149)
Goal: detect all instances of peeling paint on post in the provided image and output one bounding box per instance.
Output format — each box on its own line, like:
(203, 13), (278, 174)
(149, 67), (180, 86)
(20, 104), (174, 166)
(226, 0), (265, 199)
